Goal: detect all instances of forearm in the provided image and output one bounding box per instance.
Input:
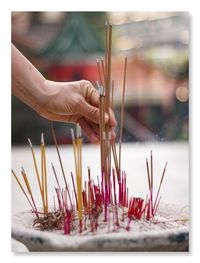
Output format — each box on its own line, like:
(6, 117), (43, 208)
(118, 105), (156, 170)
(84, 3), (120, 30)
(12, 44), (49, 113)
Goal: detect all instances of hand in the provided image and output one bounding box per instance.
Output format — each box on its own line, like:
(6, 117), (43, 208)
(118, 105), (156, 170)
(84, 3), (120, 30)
(38, 79), (117, 142)
(12, 44), (116, 142)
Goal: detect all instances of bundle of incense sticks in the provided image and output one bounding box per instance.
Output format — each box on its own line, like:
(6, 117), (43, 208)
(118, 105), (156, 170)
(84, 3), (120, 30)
(96, 22), (127, 221)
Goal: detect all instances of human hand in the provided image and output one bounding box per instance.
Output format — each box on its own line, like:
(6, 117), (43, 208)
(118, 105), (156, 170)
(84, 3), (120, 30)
(38, 79), (117, 142)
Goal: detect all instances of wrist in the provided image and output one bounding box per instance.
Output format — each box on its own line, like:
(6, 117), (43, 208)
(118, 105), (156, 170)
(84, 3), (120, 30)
(37, 79), (61, 115)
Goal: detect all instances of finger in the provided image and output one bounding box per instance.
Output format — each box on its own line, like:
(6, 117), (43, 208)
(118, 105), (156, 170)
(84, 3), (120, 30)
(39, 109), (83, 124)
(77, 118), (99, 142)
(79, 100), (107, 124)
(85, 119), (100, 137)
(86, 117), (115, 142)
(110, 128), (116, 141)
(89, 88), (99, 107)
(108, 108), (117, 127)
(81, 80), (99, 107)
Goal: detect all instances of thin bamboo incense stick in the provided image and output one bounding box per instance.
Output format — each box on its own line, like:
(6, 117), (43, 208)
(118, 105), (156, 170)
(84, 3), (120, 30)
(71, 125), (83, 230)
(21, 167), (39, 218)
(153, 162), (168, 213)
(40, 133), (45, 213)
(101, 57), (106, 86)
(41, 134), (45, 206)
(150, 150), (153, 215)
(96, 81), (105, 175)
(104, 22), (112, 186)
(11, 169), (35, 212)
(119, 57), (128, 174)
(97, 59), (103, 85)
(50, 122), (72, 207)
(51, 163), (61, 190)
(28, 138), (43, 197)
(71, 128), (78, 176)
(76, 125), (83, 224)
(112, 144), (119, 173)
(111, 79), (114, 109)
(41, 133), (48, 214)
(146, 158), (151, 192)
(153, 196), (161, 216)
(71, 172), (78, 209)
(50, 122), (67, 187)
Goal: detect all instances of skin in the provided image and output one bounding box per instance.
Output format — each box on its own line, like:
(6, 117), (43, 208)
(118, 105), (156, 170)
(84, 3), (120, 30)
(12, 44), (117, 142)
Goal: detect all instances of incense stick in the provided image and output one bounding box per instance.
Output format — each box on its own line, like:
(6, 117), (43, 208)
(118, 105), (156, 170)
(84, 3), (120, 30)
(150, 150), (153, 215)
(153, 162), (168, 213)
(50, 122), (72, 208)
(11, 169), (36, 213)
(50, 122), (67, 187)
(119, 57), (128, 174)
(71, 125), (83, 231)
(41, 133), (48, 214)
(27, 138), (43, 199)
(21, 167), (39, 218)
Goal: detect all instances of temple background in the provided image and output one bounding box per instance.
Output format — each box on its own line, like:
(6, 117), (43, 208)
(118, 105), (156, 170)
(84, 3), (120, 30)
(11, 12), (189, 145)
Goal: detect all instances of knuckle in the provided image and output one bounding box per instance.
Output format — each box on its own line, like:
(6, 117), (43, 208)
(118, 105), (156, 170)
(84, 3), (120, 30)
(73, 96), (83, 111)
(89, 107), (99, 119)
(82, 80), (92, 87)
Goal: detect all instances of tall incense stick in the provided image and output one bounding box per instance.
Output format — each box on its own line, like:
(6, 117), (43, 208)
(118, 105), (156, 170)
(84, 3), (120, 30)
(153, 162), (168, 213)
(150, 150), (153, 215)
(50, 122), (67, 187)
(41, 133), (48, 214)
(119, 57), (127, 175)
(50, 122), (72, 207)
(71, 125), (83, 231)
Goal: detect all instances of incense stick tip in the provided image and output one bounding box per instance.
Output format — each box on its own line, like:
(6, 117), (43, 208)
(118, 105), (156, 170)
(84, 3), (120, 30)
(41, 133), (44, 144)
(96, 80), (100, 87)
(27, 138), (32, 148)
(70, 128), (75, 141)
(76, 124), (82, 138)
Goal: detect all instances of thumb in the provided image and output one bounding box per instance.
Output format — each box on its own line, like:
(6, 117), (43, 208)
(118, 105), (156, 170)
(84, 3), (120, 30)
(80, 100), (109, 124)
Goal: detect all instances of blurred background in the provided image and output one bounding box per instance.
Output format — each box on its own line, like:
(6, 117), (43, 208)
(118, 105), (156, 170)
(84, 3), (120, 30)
(11, 12), (189, 145)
